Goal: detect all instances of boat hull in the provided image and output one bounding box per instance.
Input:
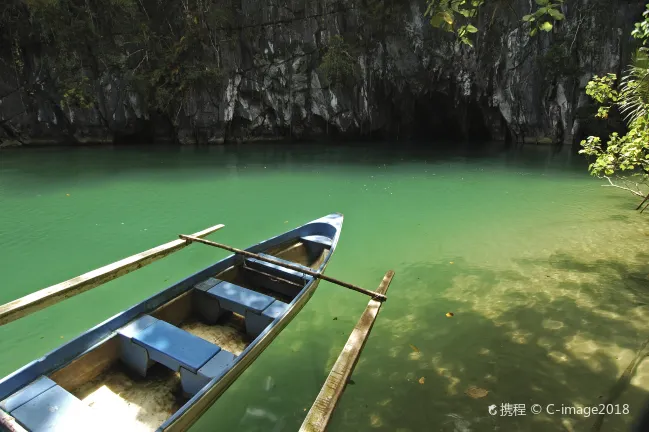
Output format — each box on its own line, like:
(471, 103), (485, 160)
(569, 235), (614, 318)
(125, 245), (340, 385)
(0, 213), (343, 432)
(164, 276), (323, 431)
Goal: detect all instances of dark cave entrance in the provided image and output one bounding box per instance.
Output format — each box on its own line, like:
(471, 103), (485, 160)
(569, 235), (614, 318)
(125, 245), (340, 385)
(410, 92), (493, 142)
(113, 114), (176, 145)
(113, 119), (155, 145)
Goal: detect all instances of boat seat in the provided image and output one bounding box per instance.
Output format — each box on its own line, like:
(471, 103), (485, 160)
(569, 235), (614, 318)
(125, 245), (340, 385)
(245, 299), (291, 337)
(0, 376), (57, 413)
(300, 235), (333, 248)
(244, 253), (314, 296)
(194, 279), (290, 337)
(180, 350), (237, 396)
(245, 253), (313, 286)
(117, 315), (221, 376)
(207, 280), (275, 315)
(300, 235), (332, 261)
(0, 376), (94, 432)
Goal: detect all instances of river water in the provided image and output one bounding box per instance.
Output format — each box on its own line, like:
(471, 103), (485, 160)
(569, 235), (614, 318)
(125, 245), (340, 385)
(1, 142), (649, 431)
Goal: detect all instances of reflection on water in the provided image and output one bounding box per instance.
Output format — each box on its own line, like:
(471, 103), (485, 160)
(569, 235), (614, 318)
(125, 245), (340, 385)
(0, 142), (648, 431)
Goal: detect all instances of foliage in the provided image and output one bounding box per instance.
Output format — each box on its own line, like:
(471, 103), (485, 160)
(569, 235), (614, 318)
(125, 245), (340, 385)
(632, 3), (649, 43)
(1, 0), (229, 124)
(61, 76), (95, 109)
(363, 0), (407, 26)
(424, 0), (564, 46)
(537, 38), (581, 82)
(24, 0), (139, 108)
(424, 0), (483, 46)
(618, 49), (649, 123)
(579, 8), (649, 199)
(521, 0), (565, 37)
(319, 35), (356, 88)
(128, 9), (225, 115)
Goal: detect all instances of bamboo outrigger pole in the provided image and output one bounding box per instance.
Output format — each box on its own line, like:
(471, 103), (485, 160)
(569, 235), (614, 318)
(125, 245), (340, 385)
(0, 410), (27, 432)
(300, 270), (395, 432)
(0, 224), (225, 326)
(179, 235), (388, 302)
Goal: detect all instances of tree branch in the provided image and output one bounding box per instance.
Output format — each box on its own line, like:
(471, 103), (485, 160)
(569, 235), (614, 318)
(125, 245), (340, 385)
(601, 176), (645, 197)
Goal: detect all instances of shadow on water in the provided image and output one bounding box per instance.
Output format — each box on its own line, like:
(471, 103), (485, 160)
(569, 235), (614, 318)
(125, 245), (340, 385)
(192, 250), (649, 432)
(0, 141), (590, 184)
(318, 253), (649, 432)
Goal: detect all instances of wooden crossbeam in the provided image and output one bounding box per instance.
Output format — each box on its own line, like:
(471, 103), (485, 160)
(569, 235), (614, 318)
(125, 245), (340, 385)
(299, 270), (395, 432)
(179, 235), (388, 302)
(0, 224), (225, 326)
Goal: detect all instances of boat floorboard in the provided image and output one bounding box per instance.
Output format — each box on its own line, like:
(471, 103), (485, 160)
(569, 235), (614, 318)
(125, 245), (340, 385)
(179, 314), (250, 356)
(68, 315), (250, 431)
(72, 363), (183, 432)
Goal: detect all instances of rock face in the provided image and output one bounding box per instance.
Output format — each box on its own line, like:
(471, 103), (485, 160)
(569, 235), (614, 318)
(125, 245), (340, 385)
(0, 0), (644, 146)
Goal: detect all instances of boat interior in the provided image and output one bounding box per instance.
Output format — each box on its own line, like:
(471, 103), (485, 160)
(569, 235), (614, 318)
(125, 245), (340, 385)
(0, 235), (332, 432)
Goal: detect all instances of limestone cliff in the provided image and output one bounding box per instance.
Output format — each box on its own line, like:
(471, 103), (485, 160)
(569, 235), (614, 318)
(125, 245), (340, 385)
(0, 0), (644, 146)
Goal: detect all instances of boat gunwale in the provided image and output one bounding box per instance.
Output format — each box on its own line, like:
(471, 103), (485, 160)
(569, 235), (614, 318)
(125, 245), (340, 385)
(161, 264), (327, 431)
(161, 214), (343, 431)
(0, 213), (343, 432)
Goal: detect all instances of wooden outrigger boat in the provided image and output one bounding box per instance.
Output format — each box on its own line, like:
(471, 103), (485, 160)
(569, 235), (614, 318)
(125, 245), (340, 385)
(0, 214), (358, 432)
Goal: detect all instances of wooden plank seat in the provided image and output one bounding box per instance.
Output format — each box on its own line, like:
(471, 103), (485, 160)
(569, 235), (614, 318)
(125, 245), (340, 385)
(246, 300), (291, 337)
(0, 376), (94, 431)
(194, 278), (291, 338)
(132, 319), (221, 374)
(207, 281), (275, 315)
(116, 315), (235, 396)
(300, 235), (332, 261)
(0, 376), (56, 413)
(179, 350), (237, 396)
(243, 253), (314, 296)
(300, 235), (333, 247)
(244, 253), (313, 286)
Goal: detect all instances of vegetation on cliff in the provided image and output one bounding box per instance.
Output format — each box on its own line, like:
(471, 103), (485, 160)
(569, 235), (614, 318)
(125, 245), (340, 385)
(1, 0), (567, 118)
(0, 0), (639, 145)
(424, 0), (565, 46)
(1, 0), (227, 127)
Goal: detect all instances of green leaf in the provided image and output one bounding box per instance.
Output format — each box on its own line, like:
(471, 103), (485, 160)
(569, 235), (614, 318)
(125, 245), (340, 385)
(530, 27), (538, 36)
(459, 35), (474, 47)
(465, 24), (478, 33)
(535, 0), (549, 5)
(430, 15), (445, 27)
(522, 14), (534, 22)
(540, 21), (553, 32)
(424, 2), (434, 17)
(547, 8), (564, 20)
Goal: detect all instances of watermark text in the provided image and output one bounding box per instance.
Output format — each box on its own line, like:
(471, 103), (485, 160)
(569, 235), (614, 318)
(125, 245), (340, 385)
(488, 403), (630, 417)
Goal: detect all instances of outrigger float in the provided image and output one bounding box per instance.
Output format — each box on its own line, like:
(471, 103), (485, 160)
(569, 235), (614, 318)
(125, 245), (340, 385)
(0, 214), (393, 432)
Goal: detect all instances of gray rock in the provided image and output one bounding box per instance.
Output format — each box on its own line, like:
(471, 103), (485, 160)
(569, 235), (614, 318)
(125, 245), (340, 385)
(0, 0), (643, 146)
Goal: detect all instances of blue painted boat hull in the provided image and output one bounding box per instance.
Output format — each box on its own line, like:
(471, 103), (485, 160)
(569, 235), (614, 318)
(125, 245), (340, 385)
(0, 213), (343, 432)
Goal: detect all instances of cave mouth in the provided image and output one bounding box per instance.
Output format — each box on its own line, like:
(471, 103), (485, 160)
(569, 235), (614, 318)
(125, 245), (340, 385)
(112, 114), (175, 145)
(113, 119), (155, 145)
(410, 92), (492, 142)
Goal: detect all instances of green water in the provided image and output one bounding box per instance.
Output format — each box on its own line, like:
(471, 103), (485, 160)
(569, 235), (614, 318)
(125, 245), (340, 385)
(1, 143), (649, 431)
